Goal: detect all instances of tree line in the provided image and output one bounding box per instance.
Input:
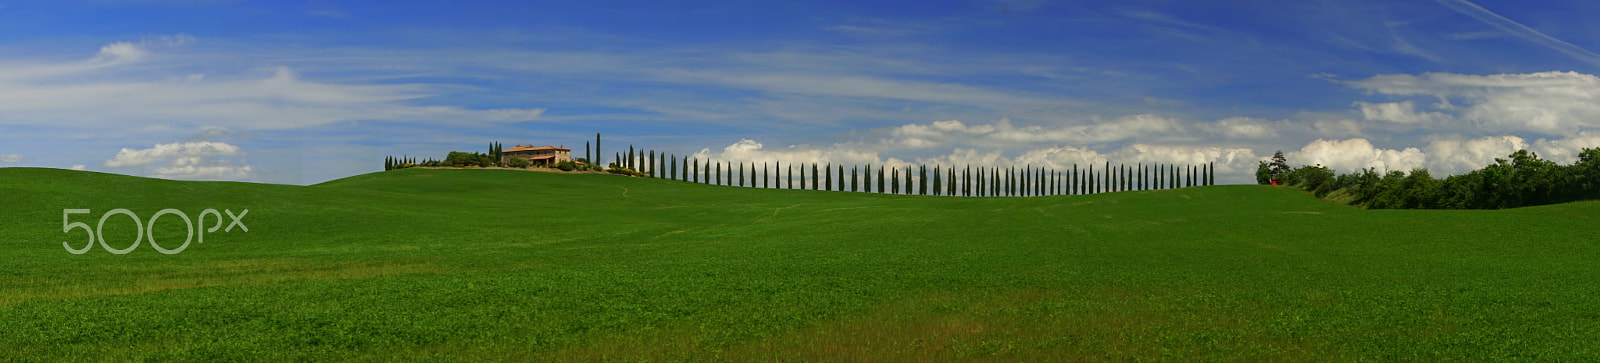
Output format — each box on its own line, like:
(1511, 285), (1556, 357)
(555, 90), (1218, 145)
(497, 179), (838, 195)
(606, 148), (1217, 196)
(1258, 148), (1600, 209)
(383, 135), (1224, 197)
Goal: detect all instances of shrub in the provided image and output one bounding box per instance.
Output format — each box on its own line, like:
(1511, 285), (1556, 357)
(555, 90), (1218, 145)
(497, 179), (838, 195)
(507, 158), (532, 168)
(555, 160), (578, 171)
(607, 166), (648, 177)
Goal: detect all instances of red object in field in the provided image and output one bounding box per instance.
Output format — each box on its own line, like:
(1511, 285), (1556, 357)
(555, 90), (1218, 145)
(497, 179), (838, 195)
(1271, 180), (1278, 185)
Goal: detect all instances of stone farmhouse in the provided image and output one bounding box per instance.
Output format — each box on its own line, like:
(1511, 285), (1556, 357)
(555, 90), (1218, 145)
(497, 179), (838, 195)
(502, 145), (572, 166)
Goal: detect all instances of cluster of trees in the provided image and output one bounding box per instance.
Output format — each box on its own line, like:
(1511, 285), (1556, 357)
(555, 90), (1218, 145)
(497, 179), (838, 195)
(600, 147), (1218, 196)
(1260, 148), (1600, 209)
(384, 156), (420, 171)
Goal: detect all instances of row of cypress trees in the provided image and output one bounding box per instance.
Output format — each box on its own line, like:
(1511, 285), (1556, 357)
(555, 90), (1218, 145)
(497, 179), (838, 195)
(607, 148), (1218, 196)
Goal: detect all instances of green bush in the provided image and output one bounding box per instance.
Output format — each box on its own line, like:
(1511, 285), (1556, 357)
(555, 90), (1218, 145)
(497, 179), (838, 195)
(555, 161), (578, 171)
(506, 158), (531, 168)
(607, 166), (648, 177)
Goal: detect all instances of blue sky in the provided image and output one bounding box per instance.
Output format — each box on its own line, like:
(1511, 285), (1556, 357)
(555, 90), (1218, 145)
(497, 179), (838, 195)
(3, 0), (1600, 184)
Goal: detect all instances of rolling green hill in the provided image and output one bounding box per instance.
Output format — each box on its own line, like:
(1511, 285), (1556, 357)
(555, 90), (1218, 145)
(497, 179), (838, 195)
(2, 167), (1597, 360)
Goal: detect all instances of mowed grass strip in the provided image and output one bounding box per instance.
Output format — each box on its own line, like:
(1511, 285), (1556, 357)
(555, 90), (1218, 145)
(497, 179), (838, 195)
(1, 167), (1597, 360)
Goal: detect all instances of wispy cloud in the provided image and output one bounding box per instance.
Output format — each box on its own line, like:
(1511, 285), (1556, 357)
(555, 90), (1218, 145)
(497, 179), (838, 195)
(1434, 0), (1600, 66)
(0, 37), (545, 131)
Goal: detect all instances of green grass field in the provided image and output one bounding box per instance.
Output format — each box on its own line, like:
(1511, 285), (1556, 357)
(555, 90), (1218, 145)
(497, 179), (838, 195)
(2, 167), (1597, 360)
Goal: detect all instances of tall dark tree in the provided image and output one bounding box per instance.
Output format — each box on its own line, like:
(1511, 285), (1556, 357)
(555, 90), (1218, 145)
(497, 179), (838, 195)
(891, 167), (900, 194)
(978, 167), (986, 196)
(824, 163), (833, 191)
(864, 164), (873, 193)
(965, 166), (972, 196)
(595, 133), (602, 168)
(1088, 165), (1095, 194)
(585, 141), (591, 167)
(851, 166), (858, 192)
(1071, 165), (1078, 195)
(877, 165), (886, 194)
(811, 163), (820, 190)
(950, 167), (957, 196)
(1209, 162), (1216, 186)
(864, 164), (876, 192)
(1268, 151), (1290, 184)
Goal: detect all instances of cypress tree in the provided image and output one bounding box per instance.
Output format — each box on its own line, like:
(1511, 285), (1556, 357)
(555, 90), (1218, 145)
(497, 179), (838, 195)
(965, 166), (972, 196)
(932, 166), (941, 196)
(839, 165), (845, 192)
(811, 163), (819, 190)
(595, 133), (601, 168)
(789, 165), (796, 189)
(940, 166), (953, 195)
(877, 165), (885, 194)
(914, 165), (923, 195)
(1088, 165), (1095, 194)
(704, 159), (711, 184)
(987, 167), (995, 197)
(1170, 164), (1177, 189)
(891, 167), (899, 194)
(1209, 162), (1216, 186)
(1010, 166), (1017, 196)
(864, 164), (872, 193)
(1071, 165), (1078, 195)
(650, 151), (656, 177)
(977, 167), (985, 196)
(851, 166), (858, 192)
(692, 158), (699, 183)
(585, 141), (591, 167)
(824, 163), (833, 191)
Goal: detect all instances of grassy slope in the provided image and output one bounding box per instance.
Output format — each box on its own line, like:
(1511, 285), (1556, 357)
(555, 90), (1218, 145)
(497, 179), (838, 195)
(1, 167), (1597, 360)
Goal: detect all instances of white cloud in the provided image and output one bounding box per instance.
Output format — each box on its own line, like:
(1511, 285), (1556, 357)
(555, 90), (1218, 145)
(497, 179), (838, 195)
(1201, 117), (1279, 138)
(103, 141), (254, 180)
(1353, 101), (1451, 124)
(1345, 71), (1600, 135)
(1417, 133), (1600, 175)
(0, 153), (22, 162)
(688, 139), (886, 168)
(1422, 135), (1526, 175)
(68, 164), (86, 171)
(1290, 138), (1426, 174)
(1530, 131), (1600, 164)
(0, 38), (546, 131)
(884, 115), (1185, 148)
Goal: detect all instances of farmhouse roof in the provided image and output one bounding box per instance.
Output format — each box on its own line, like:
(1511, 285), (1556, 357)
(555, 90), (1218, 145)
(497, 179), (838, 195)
(502, 145), (570, 153)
